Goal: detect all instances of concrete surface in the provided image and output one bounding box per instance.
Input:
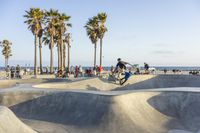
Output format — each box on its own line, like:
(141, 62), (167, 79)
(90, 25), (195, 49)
(0, 106), (37, 133)
(0, 75), (200, 133)
(33, 75), (156, 91)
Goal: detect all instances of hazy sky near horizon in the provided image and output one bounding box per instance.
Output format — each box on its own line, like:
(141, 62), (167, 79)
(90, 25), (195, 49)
(0, 0), (200, 66)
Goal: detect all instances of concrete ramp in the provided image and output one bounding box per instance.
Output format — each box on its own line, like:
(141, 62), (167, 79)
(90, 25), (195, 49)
(0, 106), (37, 133)
(0, 90), (200, 133)
(33, 75), (155, 91)
(33, 75), (200, 91)
(33, 77), (119, 91)
(1, 75), (200, 133)
(118, 75), (200, 90)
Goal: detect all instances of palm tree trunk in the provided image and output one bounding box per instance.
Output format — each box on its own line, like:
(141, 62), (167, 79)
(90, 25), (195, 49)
(67, 34), (70, 73)
(57, 44), (60, 71)
(50, 36), (54, 74)
(5, 58), (7, 68)
(50, 48), (53, 74)
(63, 44), (66, 69)
(100, 38), (103, 67)
(7, 59), (8, 67)
(60, 38), (63, 71)
(94, 43), (97, 68)
(67, 43), (70, 73)
(34, 34), (38, 76)
(39, 37), (43, 74)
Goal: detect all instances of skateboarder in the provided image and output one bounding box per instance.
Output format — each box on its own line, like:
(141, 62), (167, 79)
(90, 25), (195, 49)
(119, 69), (132, 85)
(114, 58), (130, 79)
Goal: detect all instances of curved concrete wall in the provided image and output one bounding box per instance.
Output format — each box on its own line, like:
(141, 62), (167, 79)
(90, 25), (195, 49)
(0, 106), (37, 133)
(0, 90), (200, 133)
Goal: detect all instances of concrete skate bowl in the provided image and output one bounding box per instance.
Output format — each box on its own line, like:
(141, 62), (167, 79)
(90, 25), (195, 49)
(32, 75), (155, 91)
(1, 90), (200, 133)
(116, 75), (200, 91)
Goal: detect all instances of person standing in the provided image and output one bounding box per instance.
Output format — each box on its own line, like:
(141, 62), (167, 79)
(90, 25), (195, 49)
(5, 65), (10, 79)
(16, 65), (21, 78)
(75, 66), (79, 78)
(144, 62), (149, 74)
(79, 65), (83, 77)
(10, 66), (15, 79)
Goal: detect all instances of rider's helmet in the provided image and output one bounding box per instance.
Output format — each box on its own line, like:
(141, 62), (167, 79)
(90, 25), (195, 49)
(117, 58), (121, 62)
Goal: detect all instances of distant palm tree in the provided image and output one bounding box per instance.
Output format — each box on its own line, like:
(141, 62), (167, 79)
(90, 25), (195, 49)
(44, 9), (59, 74)
(97, 13), (107, 67)
(85, 17), (99, 68)
(24, 8), (44, 76)
(0, 40), (12, 67)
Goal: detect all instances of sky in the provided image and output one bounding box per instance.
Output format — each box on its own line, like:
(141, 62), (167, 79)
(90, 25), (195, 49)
(0, 0), (200, 67)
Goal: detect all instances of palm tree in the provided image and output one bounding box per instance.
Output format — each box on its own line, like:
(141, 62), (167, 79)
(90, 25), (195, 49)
(44, 9), (59, 74)
(54, 31), (61, 71)
(63, 35), (68, 69)
(85, 17), (99, 68)
(24, 8), (44, 76)
(97, 12), (107, 67)
(42, 31), (51, 49)
(38, 28), (44, 74)
(63, 42), (66, 69)
(57, 13), (71, 72)
(0, 40), (12, 67)
(65, 33), (71, 73)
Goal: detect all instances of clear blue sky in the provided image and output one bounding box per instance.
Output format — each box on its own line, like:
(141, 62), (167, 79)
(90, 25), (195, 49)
(0, 0), (200, 67)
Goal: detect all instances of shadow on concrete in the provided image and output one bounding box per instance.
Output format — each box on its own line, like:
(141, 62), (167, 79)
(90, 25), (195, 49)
(114, 75), (200, 91)
(98, 77), (119, 86)
(33, 77), (94, 84)
(86, 85), (99, 91)
(147, 91), (200, 132)
(9, 91), (112, 128)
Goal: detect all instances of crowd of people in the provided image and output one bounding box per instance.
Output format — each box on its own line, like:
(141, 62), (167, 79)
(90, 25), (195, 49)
(55, 65), (103, 78)
(3, 59), (152, 81)
(5, 65), (22, 79)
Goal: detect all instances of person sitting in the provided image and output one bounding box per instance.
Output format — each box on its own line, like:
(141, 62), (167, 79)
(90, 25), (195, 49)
(110, 66), (114, 74)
